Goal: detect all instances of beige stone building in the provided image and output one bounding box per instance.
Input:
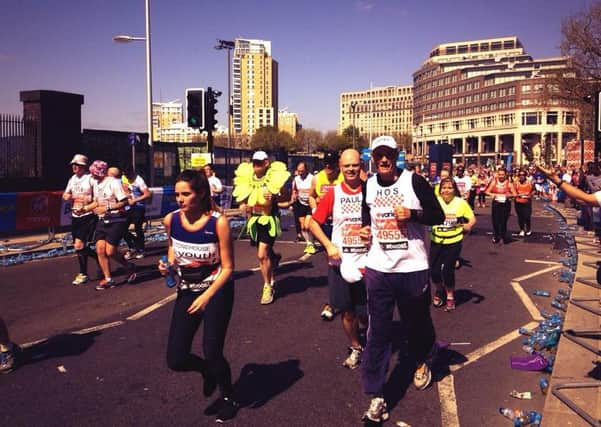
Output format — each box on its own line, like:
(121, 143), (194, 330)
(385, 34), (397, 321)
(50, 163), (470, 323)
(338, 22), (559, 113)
(152, 101), (183, 142)
(278, 110), (299, 138)
(412, 36), (580, 166)
(232, 38), (278, 137)
(339, 85), (413, 140)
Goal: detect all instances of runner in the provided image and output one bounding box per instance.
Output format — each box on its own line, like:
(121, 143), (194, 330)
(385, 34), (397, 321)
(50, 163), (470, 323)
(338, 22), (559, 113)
(513, 169), (534, 237)
(308, 149), (367, 369)
(453, 165), (472, 202)
(159, 169), (238, 423)
(203, 163), (224, 209)
(233, 150), (290, 305)
(291, 161), (316, 255)
(358, 135), (444, 423)
(311, 151), (343, 320)
(62, 154), (99, 285)
(122, 166), (152, 260)
(485, 168), (517, 244)
(84, 160), (136, 290)
(430, 177), (476, 312)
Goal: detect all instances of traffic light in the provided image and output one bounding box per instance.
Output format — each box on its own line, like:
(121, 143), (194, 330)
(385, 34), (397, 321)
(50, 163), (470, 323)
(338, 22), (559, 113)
(204, 87), (221, 132)
(186, 88), (205, 129)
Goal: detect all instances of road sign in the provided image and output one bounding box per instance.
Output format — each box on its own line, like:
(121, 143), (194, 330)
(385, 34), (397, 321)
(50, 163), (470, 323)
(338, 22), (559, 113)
(128, 133), (138, 146)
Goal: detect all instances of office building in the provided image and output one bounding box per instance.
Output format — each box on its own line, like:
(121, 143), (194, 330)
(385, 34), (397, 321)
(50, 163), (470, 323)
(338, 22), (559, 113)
(412, 36), (580, 166)
(232, 38), (278, 137)
(152, 101), (183, 142)
(278, 110), (299, 138)
(339, 85), (413, 139)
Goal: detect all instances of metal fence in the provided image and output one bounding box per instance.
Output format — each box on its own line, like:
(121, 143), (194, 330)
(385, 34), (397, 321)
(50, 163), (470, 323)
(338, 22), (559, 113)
(0, 114), (39, 178)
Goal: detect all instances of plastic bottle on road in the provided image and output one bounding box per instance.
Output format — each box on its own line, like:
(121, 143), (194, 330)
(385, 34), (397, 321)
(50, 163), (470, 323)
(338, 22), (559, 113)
(499, 407), (524, 422)
(532, 290), (550, 297)
(160, 255), (179, 288)
(539, 377), (549, 395)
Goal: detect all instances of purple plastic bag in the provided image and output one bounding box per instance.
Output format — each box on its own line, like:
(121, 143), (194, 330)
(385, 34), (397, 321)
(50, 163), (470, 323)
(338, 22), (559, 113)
(510, 353), (549, 371)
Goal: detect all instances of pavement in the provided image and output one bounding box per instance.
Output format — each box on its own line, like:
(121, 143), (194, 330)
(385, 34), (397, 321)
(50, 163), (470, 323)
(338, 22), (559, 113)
(1, 202), (600, 426)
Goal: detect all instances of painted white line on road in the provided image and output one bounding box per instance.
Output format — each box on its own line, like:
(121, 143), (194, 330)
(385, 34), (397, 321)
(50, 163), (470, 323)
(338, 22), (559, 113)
(511, 281), (544, 321)
(20, 320), (125, 349)
(524, 259), (561, 265)
(127, 294), (177, 321)
(512, 265), (561, 282)
(450, 321), (539, 373)
(438, 374), (460, 427)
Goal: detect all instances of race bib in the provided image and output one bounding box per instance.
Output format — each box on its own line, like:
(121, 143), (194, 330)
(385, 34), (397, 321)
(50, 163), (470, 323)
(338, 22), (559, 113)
(341, 223), (367, 254)
(375, 212), (408, 250)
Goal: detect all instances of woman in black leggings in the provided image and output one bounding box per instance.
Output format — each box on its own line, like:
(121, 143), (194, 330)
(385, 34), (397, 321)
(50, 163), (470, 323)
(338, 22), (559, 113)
(159, 170), (237, 422)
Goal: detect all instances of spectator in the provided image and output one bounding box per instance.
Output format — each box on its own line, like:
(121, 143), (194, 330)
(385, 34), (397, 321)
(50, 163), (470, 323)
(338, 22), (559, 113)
(203, 164), (223, 209)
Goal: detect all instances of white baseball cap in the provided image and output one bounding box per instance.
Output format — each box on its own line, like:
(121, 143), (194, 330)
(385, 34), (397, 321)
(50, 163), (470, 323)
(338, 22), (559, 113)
(371, 136), (397, 151)
(252, 150), (268, 161)
(69, 154), (88, 166)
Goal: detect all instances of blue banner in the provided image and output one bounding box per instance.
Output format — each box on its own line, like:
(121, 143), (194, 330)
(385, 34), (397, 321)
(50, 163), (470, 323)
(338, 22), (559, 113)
(0, 193), (17, 232)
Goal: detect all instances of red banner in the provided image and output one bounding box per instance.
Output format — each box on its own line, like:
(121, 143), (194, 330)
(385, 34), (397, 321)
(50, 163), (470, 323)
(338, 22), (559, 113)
(15, 191), (63, 230)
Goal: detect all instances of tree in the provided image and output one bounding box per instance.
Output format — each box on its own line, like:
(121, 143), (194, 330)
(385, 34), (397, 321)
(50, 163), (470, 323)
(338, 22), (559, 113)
(321, 130), (350, 152)
(392, 132), (413, 153)
(295, 128), (323, 153)
(250, 126), (298, 153)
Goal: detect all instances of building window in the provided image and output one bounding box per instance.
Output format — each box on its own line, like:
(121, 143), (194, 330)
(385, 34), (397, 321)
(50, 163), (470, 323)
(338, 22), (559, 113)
(547, 111), (558, 125)
(522, 112), (539, 125)
(564, 111), (576, 125)
(522, 84), (531, 93)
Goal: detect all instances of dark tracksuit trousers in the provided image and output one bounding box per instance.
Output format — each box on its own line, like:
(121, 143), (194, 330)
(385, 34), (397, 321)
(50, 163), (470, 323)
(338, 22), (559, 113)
(361, 268), (436, 396)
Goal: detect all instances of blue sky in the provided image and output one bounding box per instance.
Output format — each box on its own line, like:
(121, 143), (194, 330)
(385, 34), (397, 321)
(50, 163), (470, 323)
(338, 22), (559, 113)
(0, 0), (593, 133)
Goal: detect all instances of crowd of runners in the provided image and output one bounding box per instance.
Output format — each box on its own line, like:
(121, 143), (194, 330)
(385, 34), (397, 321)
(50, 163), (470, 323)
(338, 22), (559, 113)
(3, 138), (601, 424)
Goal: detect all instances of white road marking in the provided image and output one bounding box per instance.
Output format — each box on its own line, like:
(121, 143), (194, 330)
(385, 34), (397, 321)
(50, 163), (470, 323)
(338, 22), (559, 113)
(127, 294), (177, 320)
(524, 259), (561, 265)
(20, 320), (125, 348)
(511, 281), (544, 321)
(512, 265), (561, 282)
(450, 321), (539, 372)
(438, 374), (460, 427)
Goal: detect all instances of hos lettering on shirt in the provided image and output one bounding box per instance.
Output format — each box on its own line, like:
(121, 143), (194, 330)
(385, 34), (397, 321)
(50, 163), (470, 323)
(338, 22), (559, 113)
(313, 182), (366, 266)
(64, 174), (94, 217)
(364, 171), (429, 273)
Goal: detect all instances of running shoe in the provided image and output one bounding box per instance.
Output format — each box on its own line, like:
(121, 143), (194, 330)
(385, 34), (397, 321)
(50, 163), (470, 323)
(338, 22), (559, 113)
(0, 345), (17, 374)
(413, 362), (432, 390)
(361, 397), (389, 423)
(525, 230), (532, 236)
(304, 242), (317, 255)
(320, 303), (334, 321)
(445, 298), (456, 312)
(95, 278), (116, 291)
(135, 250), (145, 259)
(215, 397), (239, 423)
(72, 273), (89, 286)
(492, 237), (500, 244)
(519, 230), (525, 237)
(342, 346), (362, 370)
(123, 250), (136, 261)
(260, 283), (274, 305)
(125, 263), (137, 284)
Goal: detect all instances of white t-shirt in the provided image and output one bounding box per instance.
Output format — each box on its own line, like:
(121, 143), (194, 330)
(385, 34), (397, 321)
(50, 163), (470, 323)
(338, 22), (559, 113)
(92, 176), (129, 220)
(208, 175), (223, 197)
(454, 175), (472, 198)
(64, 174), (94, 218)
(293, 173), (314, 206)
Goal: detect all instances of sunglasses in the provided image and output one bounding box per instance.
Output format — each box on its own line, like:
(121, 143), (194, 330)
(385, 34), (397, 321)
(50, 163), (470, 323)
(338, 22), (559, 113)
(372, 148), (396, 159)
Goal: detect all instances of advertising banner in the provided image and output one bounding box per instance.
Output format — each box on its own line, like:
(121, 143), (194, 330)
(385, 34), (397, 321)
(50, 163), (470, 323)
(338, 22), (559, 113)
(15, 191), (63, 231)
(0, 192), (17, 232)
(145, 187), (164, 219)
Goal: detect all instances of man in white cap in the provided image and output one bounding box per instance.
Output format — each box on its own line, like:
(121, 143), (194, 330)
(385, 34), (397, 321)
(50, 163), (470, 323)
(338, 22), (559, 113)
(239, 151), (286, 304)
(358, 135), (444, 423)
(63, 154), (99, 285)
(308, 148), (367, 370)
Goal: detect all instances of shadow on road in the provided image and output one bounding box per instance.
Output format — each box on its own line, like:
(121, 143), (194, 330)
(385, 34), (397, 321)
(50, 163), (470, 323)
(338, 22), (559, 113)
(231, 359), (304, 409)
(454, 289), (485, 307)
(18, 331), (99, 368)
(274, 275), (327, 299)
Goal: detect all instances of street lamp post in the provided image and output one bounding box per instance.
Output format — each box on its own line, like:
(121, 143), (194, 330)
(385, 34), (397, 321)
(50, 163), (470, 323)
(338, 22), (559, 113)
(215, 39), (235, 185)
(113, 0), (155, 186)
(350, 101), (357, 149)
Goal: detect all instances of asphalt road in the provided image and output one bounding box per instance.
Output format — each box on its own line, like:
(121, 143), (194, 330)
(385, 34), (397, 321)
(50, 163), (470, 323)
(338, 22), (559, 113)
(0, 201), (569, 426)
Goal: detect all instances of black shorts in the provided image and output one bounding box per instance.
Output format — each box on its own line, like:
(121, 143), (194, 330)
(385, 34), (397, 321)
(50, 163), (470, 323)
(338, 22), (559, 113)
(71, 214), (98, 243)
(328, 266), (367, 314)
(95, 219), (127, 246)
(255, 222), (276, 246)
(293, 201), (311, 218)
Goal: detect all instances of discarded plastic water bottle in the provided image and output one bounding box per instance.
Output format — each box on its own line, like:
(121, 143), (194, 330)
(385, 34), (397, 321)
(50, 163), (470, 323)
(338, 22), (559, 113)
(160, 256), (178, 288)
(551, 300), (567, 311)
(539, 377), (549, 395)
(557, 288), (571, 296)
(532, 290), (550, 297)
(499, 407), (524, 422)
(518, 327), (533, 336)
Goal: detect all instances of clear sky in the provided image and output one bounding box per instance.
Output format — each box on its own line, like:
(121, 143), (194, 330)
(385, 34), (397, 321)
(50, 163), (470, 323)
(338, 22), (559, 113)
(0, 0), (594, 134)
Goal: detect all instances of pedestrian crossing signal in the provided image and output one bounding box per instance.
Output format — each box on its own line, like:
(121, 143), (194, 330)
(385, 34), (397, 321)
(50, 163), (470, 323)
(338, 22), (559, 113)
(186, 88), (205, 129)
